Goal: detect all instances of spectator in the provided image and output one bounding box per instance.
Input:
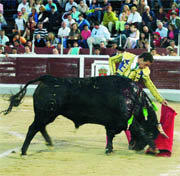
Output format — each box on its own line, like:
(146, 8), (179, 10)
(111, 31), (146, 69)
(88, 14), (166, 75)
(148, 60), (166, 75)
(71, 6), (81, 21)
(12, 47), (18, 54)
(111, 41), (118, 50)
(17, 0), (31, 14)
(127, 6), (142, 27)
(64, 13), (75, 28)
(155, 21), (168, 38)
(80, 24), (91, 48)
(93, 47), (101, 55)
(65, 0), (78, 12)
(58, 21), (70, 48)
(142, 5), (156, 31)
(13, 33), (27, 45)
(0, 2), (3, 14)
(120, 0), (133, 14)
(142, 25), (150, 39)
(68, 41), (81, 55)
(47, 32), (59, 47)
(101, 0), (111, 13)
(48, 5), (60, 33)
(34, 33), (46, 47)
(87, 22), (111, 48)
(68, 22), (81, 47)
(156, 7), (167, 25)
(168, 11), (180, 32)
(45, 40), (54, 48)
(152, 31), (161, 47)
(0, 12), (7, 30)
(57, 0), (68, 9)
(0, 30), (9, 47)
(99, 41), (106, 49)
(150, 0), (162, 10)
(114, 22), (131, 47)
(150, 48), (160, 56)
(166, 2), (179, 20)
(102, 6), (118, 33)
(87, 0), (102, 24)
(137, 0), (147, 16)
(77, 0), (89, 17)
(29, 7), (38, 23)
(34, 22), (48, 39)
(23, 15), (36, 41)
(124, 24), (140, 49)
(169, 40), (177, 49)
(138, 32), (148, 49)
(77, 14), (90, 31)
(34, 0), (42, 14)
(45, 0), (58, 11)
(38, 5), (49, 29)
(21, 7), (28, 23)
(52, 47), (59, 54)
(24, 45), (35, 54)
(13, 12), (26, 35)
(165, 46), (177, 56)
(115, 5), (130, 34)
(155, 21), (168, 47)
(166, 24), (178, 46)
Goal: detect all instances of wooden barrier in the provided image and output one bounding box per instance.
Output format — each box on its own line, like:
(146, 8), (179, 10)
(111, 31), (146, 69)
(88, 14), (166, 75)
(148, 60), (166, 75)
(0, 54), (179, 89)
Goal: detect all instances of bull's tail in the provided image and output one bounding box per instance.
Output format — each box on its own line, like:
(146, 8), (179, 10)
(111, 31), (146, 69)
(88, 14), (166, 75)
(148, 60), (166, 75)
(2, 75), (51, 115)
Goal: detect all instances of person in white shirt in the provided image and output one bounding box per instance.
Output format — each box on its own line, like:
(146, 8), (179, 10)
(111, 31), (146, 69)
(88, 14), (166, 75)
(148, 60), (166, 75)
(127, 6), (142, 24)
(17, 0), (30, 14)
(155, 21), (168, 38)
(14, 11), (25, 34)
(58, 21), (70, 48)
(0, 30), (9, 47)
(65, 0), (78, 12)
(63, 14), (76, 28)
(87, 22), (111, 48)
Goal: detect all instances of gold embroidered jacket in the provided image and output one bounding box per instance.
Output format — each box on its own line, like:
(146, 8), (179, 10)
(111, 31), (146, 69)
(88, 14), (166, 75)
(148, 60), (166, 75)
(109, 52), (164, 103)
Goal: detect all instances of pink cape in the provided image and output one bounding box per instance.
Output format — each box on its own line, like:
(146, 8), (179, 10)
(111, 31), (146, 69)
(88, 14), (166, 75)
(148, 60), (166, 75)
(154, 105), (177, 157)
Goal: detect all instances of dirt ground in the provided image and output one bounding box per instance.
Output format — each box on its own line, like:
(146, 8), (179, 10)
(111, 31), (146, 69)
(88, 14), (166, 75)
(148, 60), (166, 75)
(0, 96), (180, 176)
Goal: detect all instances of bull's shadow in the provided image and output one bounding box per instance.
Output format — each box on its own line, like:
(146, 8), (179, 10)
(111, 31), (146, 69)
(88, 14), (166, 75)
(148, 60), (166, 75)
(2, 75), (159, 155)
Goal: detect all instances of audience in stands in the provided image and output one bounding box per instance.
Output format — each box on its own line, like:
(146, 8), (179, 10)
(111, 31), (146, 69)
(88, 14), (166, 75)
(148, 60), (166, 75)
(0, 0), (180, 55)
(52, 47), (60, 54)
(68, 40), (80, 54)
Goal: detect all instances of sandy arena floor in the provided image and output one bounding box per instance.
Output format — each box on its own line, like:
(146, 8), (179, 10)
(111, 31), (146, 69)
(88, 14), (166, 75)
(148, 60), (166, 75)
(0, 96), (180, 176)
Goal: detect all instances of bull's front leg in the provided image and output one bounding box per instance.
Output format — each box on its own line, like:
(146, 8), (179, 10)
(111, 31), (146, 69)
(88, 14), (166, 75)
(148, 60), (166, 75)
(105, 129), (115, 154)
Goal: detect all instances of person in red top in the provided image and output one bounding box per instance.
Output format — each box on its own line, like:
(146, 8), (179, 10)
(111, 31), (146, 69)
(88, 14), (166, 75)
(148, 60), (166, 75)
(152, 32), (161, 48)
(166, 2), (179, 20)
(80, 24), (91, 48)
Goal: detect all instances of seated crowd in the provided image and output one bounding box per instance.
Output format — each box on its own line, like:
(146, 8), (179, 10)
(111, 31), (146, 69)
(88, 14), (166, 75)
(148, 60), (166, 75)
(0, 0), (179, 55)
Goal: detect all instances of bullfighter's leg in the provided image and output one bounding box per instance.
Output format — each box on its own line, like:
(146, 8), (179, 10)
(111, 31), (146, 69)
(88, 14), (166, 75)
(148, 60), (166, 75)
(40, 126), (53, 146)
(21, 121), (39, 155)
(105, 129), (115, 154)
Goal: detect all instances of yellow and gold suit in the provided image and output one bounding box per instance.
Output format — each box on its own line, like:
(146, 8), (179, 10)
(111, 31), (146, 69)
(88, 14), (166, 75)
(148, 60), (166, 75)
(109, 52), (164, 103)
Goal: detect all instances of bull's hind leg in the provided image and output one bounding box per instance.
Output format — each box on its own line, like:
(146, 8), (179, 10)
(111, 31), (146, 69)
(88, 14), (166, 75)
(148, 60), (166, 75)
(21, 121), (40, 155)
(105, 129), (115, 154)
(40, 126), (53, 146)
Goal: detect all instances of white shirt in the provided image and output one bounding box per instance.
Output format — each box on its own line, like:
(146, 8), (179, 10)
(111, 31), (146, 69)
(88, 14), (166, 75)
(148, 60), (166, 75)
(127, 12), (142, 24)
(91, 25), (111, 40)
(155, 27), (168, 38)
(65, 2), (78, 11)
(15, 18), (25, 31)
(58, 27), (70, 37)
(17, 2), (30, 14)
(0, 35), (9, 45)
(64, 18), (75, 28)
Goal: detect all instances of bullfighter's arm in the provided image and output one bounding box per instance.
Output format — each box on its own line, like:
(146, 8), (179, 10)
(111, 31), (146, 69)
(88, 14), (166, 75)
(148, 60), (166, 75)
(109, 54), (123, 75)
(143, 68), (164, 104)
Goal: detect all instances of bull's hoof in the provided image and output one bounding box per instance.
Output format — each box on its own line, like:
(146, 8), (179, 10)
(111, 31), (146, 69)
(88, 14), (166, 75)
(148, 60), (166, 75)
(21, 152), (27, 156)
(105, 148), (113, 154)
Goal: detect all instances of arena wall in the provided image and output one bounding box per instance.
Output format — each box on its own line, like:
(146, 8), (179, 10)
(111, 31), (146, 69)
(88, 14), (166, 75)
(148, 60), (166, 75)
(0, 54), (179, 102)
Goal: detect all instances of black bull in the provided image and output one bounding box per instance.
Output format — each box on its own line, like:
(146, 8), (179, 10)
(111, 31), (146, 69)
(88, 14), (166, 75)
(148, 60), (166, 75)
(3, 75), (159, 155)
